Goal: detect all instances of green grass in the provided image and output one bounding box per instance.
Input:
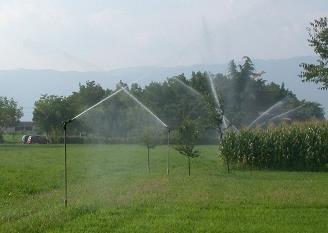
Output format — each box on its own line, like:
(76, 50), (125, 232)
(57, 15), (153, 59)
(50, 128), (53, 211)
(0, 144), (327, 233)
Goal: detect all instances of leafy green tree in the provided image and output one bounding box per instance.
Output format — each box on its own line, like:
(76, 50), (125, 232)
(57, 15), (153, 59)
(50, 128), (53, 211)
(229, 57), (256, 126)
(0, 97), (23, 143)
(300, 17), (328, 89)
(0, 97), (23, 128)
(70, 80), (107, 111)
(175, 118), (200, 176)
(141, 127), (158, 172)
(130, 83), (143, 99)
(287, 101), (325, 121)
(33, 95), (73, 143)
(68, 81), (110, 135)
(31, 65), (325, 143)
(189, 72), (223, 141)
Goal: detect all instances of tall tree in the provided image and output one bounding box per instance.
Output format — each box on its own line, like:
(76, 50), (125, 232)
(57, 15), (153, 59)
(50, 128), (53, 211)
(0, 97), (23, 142)
(33, 95), (73, 143)
(300, 17), (328, 89)
(230, 57), (256, 126)
(228, 60), (238, 79)
(190, 72), (223, 139)
(70, 80), (107, 110)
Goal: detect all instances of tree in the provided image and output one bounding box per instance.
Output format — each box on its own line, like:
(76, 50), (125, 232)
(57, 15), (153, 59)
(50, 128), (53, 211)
(175, 118), (200, 176)
(300, 17), (328, 89)
(0, 97), (23, 143)
(230, 57), (256, 126)
(190, 72), (223, 140)
(70, 80), (107, 111)
(290, 101), (325, 121)
(130, 83), (143, 99)
(66, 80), (110, 137)
(33, 95), (73, 143)
(228, 60), (238, 79)
(141, 127), (159, 172)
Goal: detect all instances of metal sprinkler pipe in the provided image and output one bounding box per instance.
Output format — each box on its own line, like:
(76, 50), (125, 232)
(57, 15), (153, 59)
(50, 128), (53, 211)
(62, 118), (74, 207)
(167, 127), (170, 176)
(60, 88), (124, 207)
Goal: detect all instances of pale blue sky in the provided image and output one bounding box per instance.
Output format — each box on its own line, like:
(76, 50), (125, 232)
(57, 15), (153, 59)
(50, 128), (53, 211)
(0, 0), (327, 71)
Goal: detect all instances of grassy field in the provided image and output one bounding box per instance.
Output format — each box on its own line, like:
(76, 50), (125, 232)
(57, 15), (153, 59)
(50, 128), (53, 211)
(0, 144), (327, 233)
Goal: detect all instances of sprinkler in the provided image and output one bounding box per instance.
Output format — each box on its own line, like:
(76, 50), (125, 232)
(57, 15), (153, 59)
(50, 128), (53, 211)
(167, 127), (171, 176)
(60, 88), (124, 207)
(62, 118), (74, 207)
(61, 86), (170, 207)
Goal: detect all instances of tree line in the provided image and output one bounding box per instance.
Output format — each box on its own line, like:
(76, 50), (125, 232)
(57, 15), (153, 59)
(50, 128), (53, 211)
(29, 57), (325, 143)
(0, 58), (325, 145)
(1, 16), (327, 143)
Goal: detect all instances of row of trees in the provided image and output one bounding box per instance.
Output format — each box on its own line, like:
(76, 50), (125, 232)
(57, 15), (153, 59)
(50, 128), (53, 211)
(33, 78), (218, 143)
(2, 16), (328, 145)
(33, 59), (325, 142)
(217, 57), (325, 127)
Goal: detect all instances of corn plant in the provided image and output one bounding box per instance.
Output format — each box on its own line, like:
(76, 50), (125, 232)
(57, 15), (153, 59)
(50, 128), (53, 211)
(220, 121), (328, 171)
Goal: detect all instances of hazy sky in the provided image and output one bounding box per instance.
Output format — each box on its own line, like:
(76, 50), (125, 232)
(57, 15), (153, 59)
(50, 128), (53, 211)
(0, 0), (327, 71)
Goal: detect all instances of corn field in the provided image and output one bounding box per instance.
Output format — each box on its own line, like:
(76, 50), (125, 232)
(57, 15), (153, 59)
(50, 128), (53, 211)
(220, 121), (328, 171)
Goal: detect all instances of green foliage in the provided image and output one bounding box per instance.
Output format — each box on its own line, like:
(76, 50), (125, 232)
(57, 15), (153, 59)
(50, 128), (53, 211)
(175, 118), (200, 175)
(141, 127), (160, 172)
(33, 95), (74, 143)
(218, 58), (325, 127)
(175, 118), (200, 158)
(32, 59), (325, 142)
(300, 17), (328, 89)
(220, 121), (328, 171)
(141, 127), (158, 149)
(190, 72), (223, 134)
(0, 96), (23, 128)
(70, 80), (107, 110)
(2, 133), (21, 144)
(0, 97), (23, 144)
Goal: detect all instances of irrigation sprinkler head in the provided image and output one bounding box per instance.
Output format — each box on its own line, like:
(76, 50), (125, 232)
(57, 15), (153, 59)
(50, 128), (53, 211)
(62, 119), (74, 130)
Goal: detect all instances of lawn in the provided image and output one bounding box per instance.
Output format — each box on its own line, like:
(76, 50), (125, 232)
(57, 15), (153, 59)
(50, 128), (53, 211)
(0, 144), (327, 233)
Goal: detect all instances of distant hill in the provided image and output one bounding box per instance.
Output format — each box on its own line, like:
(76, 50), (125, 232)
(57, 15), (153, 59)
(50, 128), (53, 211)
(0, 56), (326, 121)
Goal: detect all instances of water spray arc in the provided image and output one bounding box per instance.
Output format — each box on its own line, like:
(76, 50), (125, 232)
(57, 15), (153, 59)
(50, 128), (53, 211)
(207, 73), (223, 139)
(173, 78), (203, 98)
(71, 89), (124, 121)
(62, 86), (171, 206)
(222, 115), (239, 132)
(120, 88), (171, 175)
(173, 75), (238, 135)
(247, 99), (286, 128)
(207, 73), (222, 110)
(62, 88), (125, 207)
(121, 88), (168, 128)
(205, 72), (238, 139)
(259, 104), (306, 127)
